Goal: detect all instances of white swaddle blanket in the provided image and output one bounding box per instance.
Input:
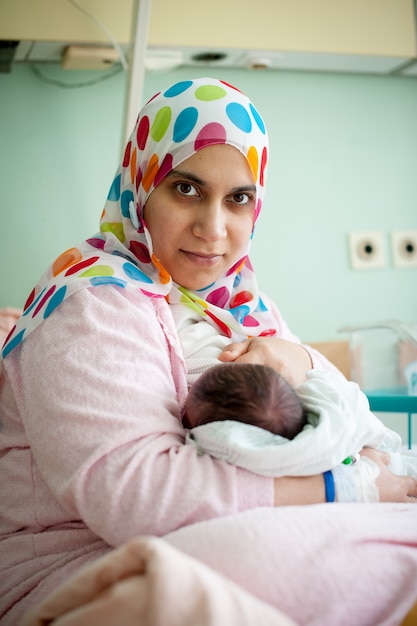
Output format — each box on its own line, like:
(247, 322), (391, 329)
(186, 370), (417, 478)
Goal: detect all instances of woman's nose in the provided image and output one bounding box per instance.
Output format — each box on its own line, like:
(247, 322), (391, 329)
(192, 202), (227, 241)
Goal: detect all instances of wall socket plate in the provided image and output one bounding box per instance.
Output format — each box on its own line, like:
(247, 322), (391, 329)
(391, 230), (417, 267)
(348, 231), (386, 269)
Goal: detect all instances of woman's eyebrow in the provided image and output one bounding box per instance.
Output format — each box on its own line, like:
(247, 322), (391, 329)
(166, 169), (205, 186)
(166, 169), (257, 194)
(231, 184), (257, 194)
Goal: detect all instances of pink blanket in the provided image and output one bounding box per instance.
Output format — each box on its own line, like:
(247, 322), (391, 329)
(19, 536), (294, 626)
(166, 503), (417, 626)
(18, 503), (417, 626)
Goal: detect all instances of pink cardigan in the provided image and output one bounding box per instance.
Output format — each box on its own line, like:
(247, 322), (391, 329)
(0, 287), (331, 624)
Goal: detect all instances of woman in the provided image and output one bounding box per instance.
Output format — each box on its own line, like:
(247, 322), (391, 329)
(1, 77), (416, 624)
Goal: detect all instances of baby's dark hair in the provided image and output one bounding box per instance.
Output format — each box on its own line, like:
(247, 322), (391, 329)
(184, 362), (307, 440)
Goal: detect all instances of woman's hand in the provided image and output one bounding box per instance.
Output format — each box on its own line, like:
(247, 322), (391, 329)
(360, 447), (417, 503)
(219, 337), (313, 387)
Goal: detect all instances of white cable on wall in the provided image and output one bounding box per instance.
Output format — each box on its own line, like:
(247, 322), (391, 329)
(66, 0), (129, 71)
(65, 0), (152, 152)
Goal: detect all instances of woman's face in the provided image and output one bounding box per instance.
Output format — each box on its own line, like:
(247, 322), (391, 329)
(143, 144), (256, 291)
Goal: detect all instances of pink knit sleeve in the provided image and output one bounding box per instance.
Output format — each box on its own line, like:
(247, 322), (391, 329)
(18, 287), (273, 546)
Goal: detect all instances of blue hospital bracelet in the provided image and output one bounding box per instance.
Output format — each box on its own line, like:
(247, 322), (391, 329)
(323, 470), (335, 502)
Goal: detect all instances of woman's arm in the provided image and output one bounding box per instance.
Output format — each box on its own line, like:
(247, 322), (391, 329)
(273, 454), (417, 505)
(17, 287), (273, 545)
(273, 474), (326, 505)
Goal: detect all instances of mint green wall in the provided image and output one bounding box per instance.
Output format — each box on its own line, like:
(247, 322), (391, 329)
(1, 64), (416, 344)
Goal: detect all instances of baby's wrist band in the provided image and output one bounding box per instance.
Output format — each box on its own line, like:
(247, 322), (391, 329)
(323, 470), (335, 502)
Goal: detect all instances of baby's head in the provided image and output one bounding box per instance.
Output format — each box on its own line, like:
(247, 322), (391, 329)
(183, 362), (306, 439)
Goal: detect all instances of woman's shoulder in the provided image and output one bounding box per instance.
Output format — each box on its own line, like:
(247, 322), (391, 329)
(21, 285), (173, 355)
(13, 285), (184, 388)
(76, 285), (175, 333)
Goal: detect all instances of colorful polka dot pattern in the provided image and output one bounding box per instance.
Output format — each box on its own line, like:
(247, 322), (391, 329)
(2, 77), (278, 359)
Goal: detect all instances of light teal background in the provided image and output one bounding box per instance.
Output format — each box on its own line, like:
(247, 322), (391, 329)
(1, 64), (416, 344)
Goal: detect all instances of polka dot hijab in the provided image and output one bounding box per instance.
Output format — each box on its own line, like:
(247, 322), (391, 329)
(2, 77), (279, 359)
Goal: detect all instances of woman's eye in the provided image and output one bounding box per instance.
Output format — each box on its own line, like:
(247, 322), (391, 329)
(231, 193), (250, 205)
(176, 182), (198, 196)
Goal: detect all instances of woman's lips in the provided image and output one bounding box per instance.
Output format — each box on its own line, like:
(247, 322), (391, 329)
(181, 250), (223, 266)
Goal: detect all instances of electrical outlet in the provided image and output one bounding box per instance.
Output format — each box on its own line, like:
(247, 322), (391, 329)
(348, 232), (386, 270)
(391, 230), (417, 268)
